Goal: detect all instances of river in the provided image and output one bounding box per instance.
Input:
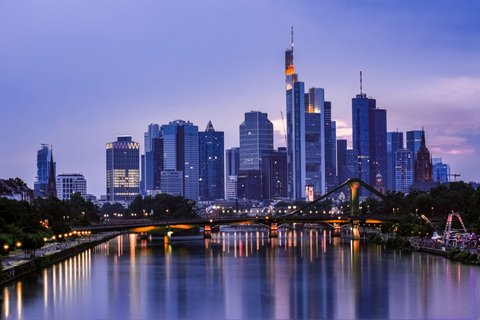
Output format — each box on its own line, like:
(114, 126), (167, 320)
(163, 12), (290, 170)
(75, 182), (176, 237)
(1, 230), (480, 319)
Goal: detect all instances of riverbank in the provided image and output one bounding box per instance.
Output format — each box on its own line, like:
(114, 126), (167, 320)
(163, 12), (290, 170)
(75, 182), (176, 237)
(0, 232), (121, 286)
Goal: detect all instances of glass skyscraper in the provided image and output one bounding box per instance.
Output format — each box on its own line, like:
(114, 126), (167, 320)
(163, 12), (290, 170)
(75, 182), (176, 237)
(160, 120), (199, 201)
(406, 130), (423, 163)
(34, 144), (56, 198)
(387, 131), (404, 191)
(352, 86), (387, 191)
(198, 121), (224, 201)
(225, 147), (240, 200)
(239, 111), (273, 171)
(395, 149), (413, 193)
(106, 136), (140, 203)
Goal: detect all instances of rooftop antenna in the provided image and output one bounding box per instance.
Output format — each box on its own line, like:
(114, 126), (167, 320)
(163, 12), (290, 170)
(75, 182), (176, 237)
(360, 71), (363, 95)
(291, 26), (294, 51)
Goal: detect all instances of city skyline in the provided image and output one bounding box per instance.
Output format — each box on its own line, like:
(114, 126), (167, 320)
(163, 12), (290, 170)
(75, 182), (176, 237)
(1, 1), (479, 196)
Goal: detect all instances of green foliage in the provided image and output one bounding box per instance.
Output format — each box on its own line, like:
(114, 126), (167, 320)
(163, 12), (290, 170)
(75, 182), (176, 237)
(127, 194), (197, 220)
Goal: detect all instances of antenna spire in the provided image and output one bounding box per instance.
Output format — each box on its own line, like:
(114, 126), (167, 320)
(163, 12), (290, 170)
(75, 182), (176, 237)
(360, 71), (363, 95)
(291, 26), (294, 51)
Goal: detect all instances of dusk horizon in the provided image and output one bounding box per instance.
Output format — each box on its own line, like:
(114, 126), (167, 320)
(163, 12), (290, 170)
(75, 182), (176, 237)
(1, 1), (479, 197)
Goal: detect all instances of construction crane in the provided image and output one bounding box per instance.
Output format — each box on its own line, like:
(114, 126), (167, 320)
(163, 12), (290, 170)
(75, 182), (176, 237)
(280, 111), (287, 146)
(448, 173), (461, 182)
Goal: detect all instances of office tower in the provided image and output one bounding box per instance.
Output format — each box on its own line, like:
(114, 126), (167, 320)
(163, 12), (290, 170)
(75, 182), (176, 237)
(225, 147), (240, 200)
(239, 111), (274, 171)
(286, 32), (306, 200)
(325, 110), (336, 192)
(160, 170), (183, 196)
(146, 138), (164, 194)
(432, 158), (450, 183)
(262, 148), (288, 199)
(198, 121), (225, 201)
(56, 174), (87, 200)
(305, 88), (323, 195)
(160, 120), (199, 200)
(351, 73), (387, 189)
(337, 140), (348, 184)
(143, 124), (161, 195)
(387, 132), (404, 191)
(238, 111), (273, 200)
(140, 155), (146, 195)
(395, 149), (413, 193)
(370, 108), (387, 186)
(106, 136), (140, 203)
(237, 170), (263, 200)
(406, 130), (423, 164)
(414, 129), (433, 183)
(34, 144), (56, 198)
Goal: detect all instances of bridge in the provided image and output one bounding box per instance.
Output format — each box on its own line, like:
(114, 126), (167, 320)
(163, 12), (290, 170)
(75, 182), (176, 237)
(74, 179), (402, 240)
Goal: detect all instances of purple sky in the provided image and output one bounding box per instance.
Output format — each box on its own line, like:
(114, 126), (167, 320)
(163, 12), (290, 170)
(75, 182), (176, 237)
(1, 1), (479, 197)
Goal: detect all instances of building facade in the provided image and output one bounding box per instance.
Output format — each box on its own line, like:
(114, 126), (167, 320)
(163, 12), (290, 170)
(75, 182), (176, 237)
(56, 174), (87, 200)
(261, 148), (288, 200)
(395, 149), (413, 193)
(225, 147), (240, 200)
(106, 136), (140, 203)
(34, 144), (56, 198)
(198, 121), (224, 201)
(387, 131), (404, 191)
(160, 120), (199, 200)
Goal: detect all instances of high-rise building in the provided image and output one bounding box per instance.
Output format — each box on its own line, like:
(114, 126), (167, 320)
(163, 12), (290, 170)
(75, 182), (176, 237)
(304, 88), (323, 195)
(106, 136), (140, 203)
(336, 139), (348, 184)
(239, 111), (274, 171)
(56, 174), (87, 200)
(406, 130), (423, 165)
(261, 148), (288, 199)
(34, 144), (56, 198)
(285, 32), (306, 200)
(387, 132), (404, 191)
(238, 111), (273, 201)
(225, 147), (240, 200)
(198, 121), (224, 201)
(369, 108), (387, 186)
(351, 73), (387, 189)
(352, 92), (376, 185)
(432, 158), (450, 183)
(414, 129), (433, 183)
(324, 103), (336, 192)
(395, 149), (413, 193)
(160, 120), (199, 200)
(143, 124), (161, 195)
(160, 170), (183, 196)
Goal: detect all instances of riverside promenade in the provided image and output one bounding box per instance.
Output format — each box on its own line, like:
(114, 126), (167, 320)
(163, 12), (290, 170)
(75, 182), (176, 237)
(0, 232), (121, 286)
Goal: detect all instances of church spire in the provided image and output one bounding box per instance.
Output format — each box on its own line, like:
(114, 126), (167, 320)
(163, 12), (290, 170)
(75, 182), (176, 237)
(46, 149), (57, 198)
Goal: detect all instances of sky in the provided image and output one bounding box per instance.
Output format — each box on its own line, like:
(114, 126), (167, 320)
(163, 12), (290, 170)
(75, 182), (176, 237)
(1, 0), (479, 197)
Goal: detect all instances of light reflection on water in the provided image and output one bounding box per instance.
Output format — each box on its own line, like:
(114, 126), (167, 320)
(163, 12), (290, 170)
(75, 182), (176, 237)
(1, 230), (480, 319)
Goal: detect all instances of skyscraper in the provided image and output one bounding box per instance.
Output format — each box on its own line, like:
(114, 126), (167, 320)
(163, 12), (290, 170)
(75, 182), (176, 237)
(406, 130), (423, 165)
(351, 73), (387, 189)
(143, 124), (161, 195)
(198, 121), (224, 201)
(239, 111), (274, 171)
(56, 174), (87, 200)
(160, 120), (199, 200)
(238, 111), (273, 201)
(305, 88), (323, 195)
(261, 148), (288, 199)
(336, 139), (348, 184)
(225, 147), (240, 200)
(285, 31), (306, 200)
(324, 102), (336, 193)
(395, 149), (413, 193)
(106, 136), (140, 203)
(34, 144), (56, 198)
(387, 131), (404, 191)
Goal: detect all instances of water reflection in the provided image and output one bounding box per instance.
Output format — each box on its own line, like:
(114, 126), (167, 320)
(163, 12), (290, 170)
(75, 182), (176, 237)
(1, 231), (480, 319)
